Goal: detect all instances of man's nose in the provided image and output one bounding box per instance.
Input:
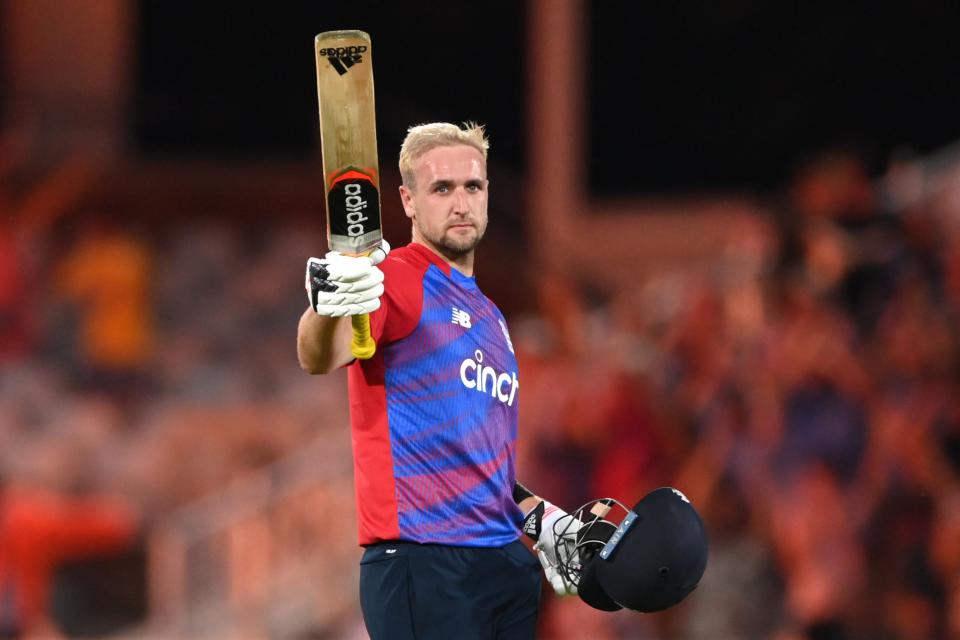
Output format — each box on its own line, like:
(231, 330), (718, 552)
(453, 188), (469, 214)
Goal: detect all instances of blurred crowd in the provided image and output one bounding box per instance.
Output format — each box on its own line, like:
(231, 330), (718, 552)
(1, 187), (350, 635)
(518, 150), (960, 640)
(1, 147), (960, 639)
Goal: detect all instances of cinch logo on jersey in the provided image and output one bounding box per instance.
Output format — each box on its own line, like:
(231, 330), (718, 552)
(460, 349), (519, 406)
(328, 170), (381, 242)
(318, 45), (367, 76)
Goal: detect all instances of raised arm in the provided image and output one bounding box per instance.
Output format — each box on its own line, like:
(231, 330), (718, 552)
(297, 310), (355, 374)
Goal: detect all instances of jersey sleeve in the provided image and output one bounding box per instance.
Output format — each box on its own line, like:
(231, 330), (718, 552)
(368, 254), (423, 346)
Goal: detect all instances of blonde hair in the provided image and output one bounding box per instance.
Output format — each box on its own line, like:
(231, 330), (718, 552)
(399, 122), (489, 189)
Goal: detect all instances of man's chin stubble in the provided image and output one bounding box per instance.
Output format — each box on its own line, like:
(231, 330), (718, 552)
(437, 231), (482, 258)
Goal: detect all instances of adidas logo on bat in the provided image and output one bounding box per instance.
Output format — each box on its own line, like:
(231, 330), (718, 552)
(318, 45), (367, 76)
(343, 183), (370, 236)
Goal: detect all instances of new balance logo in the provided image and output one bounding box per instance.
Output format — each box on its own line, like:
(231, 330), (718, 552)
(451, 308), (472, 328)
(318, 45), (367, 76)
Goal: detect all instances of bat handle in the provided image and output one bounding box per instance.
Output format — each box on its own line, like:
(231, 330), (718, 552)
(350, 313), (376, 360)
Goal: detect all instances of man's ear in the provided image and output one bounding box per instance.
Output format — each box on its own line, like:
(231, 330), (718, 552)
(399, 185), (416, 220)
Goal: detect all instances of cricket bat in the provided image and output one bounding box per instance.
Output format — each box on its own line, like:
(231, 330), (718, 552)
(315, 30), (383, 360)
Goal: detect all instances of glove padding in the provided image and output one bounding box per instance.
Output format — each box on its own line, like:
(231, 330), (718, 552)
(523, 501), (582, 596)
(306, 240), (390, 317)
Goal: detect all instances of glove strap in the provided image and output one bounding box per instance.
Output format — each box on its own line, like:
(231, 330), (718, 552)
(513, 481), (535, 504)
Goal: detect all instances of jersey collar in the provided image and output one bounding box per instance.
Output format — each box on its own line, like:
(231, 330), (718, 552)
(408, 242), (479, 290)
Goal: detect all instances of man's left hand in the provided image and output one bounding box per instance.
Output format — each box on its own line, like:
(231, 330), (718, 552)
(523, 501), (582, 596)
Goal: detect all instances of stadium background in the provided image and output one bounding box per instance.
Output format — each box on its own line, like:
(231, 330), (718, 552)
(2, 1), (960, 637)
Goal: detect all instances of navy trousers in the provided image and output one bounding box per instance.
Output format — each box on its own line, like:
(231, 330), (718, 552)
(359, 539), (542, 640)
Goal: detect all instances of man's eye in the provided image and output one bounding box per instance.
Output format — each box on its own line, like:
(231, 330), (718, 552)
(435, 184), (449, 193)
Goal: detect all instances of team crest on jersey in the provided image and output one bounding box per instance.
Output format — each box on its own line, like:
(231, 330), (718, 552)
(498, 319), (515, 354)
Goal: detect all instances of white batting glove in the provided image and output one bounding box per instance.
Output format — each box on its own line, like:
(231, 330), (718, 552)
(305, 240), (390, 317)
(522, 501), (582, 596)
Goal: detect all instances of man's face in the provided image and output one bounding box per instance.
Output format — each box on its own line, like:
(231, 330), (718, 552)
(399, 144), (488, 260)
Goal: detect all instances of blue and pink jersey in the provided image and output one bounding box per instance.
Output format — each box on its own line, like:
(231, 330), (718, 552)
(347, 242), (523, 547)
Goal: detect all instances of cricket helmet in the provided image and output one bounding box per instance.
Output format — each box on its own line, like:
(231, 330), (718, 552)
(551, 487), (708, 613)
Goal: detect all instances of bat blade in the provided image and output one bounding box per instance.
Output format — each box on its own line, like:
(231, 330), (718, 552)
(315, 30), (382, 257)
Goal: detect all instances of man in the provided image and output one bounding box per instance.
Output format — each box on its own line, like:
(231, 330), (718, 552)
(298, 122), (575, 639)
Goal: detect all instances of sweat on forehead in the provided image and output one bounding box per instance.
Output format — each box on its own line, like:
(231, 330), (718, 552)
(418, 148), (486, 183)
